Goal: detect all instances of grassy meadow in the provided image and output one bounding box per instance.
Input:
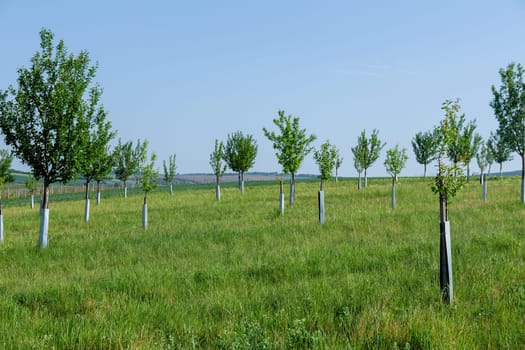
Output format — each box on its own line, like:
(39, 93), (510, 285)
(0, 177), (523, 349)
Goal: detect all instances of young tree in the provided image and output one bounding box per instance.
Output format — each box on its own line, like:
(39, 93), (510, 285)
(141, 151), (158, 229)
(263, 110), (316, 204)
(384, 145), (408, 209)
(334, 147), (343, 183)
(476, 143), (490, 185)
(411, 131), (438, 177)
(313, 141), (337, 190)
(25, 174), (39, 209)
(491, 62), (525, 203)
(93, 145), (114, 205)
(351, 145), (365, 190)
(352, 129), (385, 188)
(209, 139), (226, 201)
(487, 132), (513, 178)
(0, 149), (13, 242)
(0, 28), (101, 248)
(163, 154), (176, 195)
(313, 140), (337, 224)
(431, 98), (466, 304)
(223, 131), (257, 194)
(459, 121), (482, 182)
(113, 139), (147, 198)
(78, 93), (115, 221)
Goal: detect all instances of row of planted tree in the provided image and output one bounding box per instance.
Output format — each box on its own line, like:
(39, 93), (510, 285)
(1, 29), (524, 304)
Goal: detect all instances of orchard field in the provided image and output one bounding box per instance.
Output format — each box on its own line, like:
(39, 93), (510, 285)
(0, 177), (523, 349)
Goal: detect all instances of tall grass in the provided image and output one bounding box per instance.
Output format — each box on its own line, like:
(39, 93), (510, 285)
(0, 177), (523, 349)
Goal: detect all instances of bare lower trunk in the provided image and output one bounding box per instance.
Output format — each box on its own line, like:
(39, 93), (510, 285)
(318, 182), (325, 225)
(358, 172), (361, 190)
(466, 164), (470, 182)
(169, 183), (173, 196)
(364, 168), (368, 188)
(124, 182), (128, 198)
(424, 163), (427, 178)
(279, 181), (284, 216)
(499, 162), (503, 178)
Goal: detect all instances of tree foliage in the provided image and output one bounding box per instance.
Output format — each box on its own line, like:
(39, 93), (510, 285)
(0, 150), (13, 190)
(491, 62), (525, 202)
(411, 131), (438, 177)
(313, 140), (337, 186)
(0, 28), (99, 211)
(209, 139), (226, 185)
(431, 99), (466, 216)
(78, 90), (116, 196)
(141, 152), (158, 198)
(223, 131), (257, 181)
(476, 142), (491, 178)
(113, 139), (148, 191)
(384, 145), (408, 179)
(351, 129), (385, 187)
(263, 110), (316, 179)
(487, 132), (513, 177)
(163, 154), (176, 184)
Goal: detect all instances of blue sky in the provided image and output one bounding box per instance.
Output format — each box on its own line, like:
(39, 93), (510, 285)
(1, 1), (524, 177)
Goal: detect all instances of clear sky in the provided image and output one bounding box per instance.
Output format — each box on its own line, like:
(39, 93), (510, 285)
(1, 0), (524, 177)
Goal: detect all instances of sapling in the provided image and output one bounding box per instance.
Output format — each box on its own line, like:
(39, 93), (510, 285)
(313, 140), (337, 224)
(209, 139), (226, 201)
(141, 152), (158, 229)
(263, 110), (316, 204)
(384, 145), (408, 209)
(431, 99), (466, 304)
(163, 154), (176, 196)
(412, 131), (438, 177)
(491, 62), (525, 203)
(223, 131), (257, 194)
(352, 129), (385, 188)
(25, 174), (39, 209)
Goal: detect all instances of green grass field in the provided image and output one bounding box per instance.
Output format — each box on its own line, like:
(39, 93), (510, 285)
(0, 177), (523, 349)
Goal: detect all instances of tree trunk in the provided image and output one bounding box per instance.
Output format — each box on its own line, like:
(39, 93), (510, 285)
(124, 181), (128, 198)
(96, 181), (101, 205)
(391, 177), (396, 209)
(170, 183), (173, 196)
(290, 172), (295, 205)
(279, 181), (284, 216)
(143, 195), (148, 229)
(335, 168), (339, 183)
(215, 176), (220, 201)
(439, 193), (453, 304)
(358, 172), (361, 190)
(240, 172), (245, 194)
(466, 164), (470, 182)
(482, 174), (487, 202)
(521, 154), (525, 204)
(31, 194), (35, 209)
(424, 163), (427, 178)
(39, 182), (50, 248)
(84, 182), (90, 222)
(499, 162), (503, 178)
(364, 168), (368, 188)
(0, 204), (3, 243)
(318, 181), (325, 225)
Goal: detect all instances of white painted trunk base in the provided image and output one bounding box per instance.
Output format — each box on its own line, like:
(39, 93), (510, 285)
(0, 214), (3, 242)
(143, 204), (148, 229)
(39, 208), (50, 248)
(84, 198), (90, 222)
(318, 190), (325, 224)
